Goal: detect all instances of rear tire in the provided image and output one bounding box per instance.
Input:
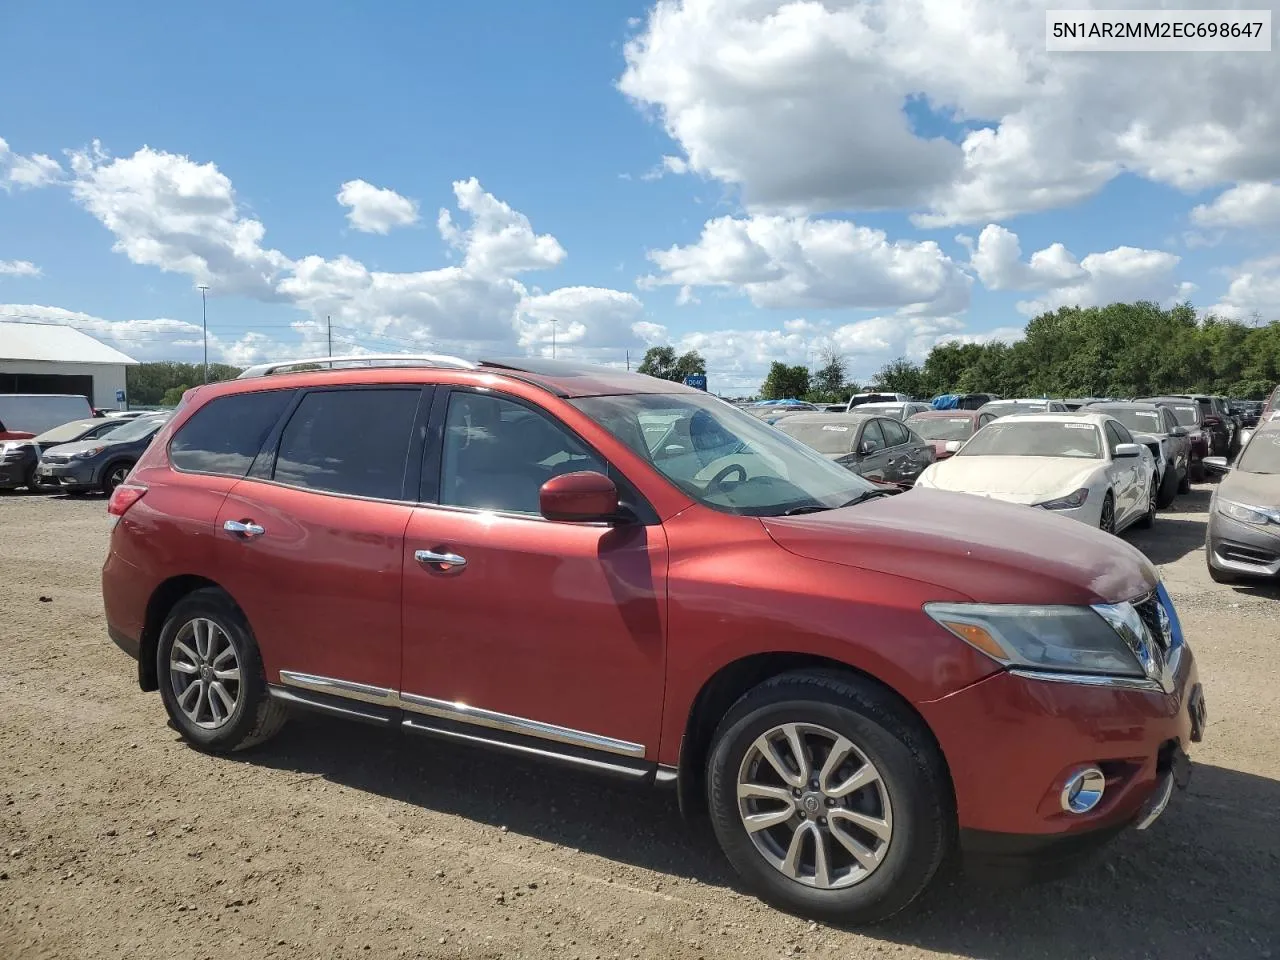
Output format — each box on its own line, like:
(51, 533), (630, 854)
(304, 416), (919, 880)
(1190, 459), (1206, 483)
(156, 588), (287, 753)
(706, 671), (953, 924)
(1156, 468), (1178, 508)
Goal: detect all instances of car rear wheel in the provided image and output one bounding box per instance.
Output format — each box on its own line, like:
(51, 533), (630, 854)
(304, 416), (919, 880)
(1099, 492), (1116, 534)
(101, 461), (134, 495)
(156, 588), (287, 753)
(706, 671), (953, 924)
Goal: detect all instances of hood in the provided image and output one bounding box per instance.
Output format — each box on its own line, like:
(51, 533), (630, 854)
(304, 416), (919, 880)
(44, 437), (121, 458)
(918, 456), (1098, 504)
(1219, 470), (1280, 509)
(761, 489), (1156, 606)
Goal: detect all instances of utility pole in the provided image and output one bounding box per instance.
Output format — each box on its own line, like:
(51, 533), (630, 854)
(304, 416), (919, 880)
(626, 349), (630, 371)
(197, 285), (210, 383)
(551, 319), (558, 360)
(327, 315), (333, 357)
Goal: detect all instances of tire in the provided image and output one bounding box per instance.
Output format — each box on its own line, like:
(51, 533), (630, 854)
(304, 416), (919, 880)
(1190, 459), (1206, 484)
(101, 460), (134, 495)
(156, 587), (287, 753)
(22, 463), (40, 493)
(1136, 479), (1157, 529)
(1156, 467), (1178, 508)
(1099, 492), (1116, 535)
(706, 670), (953, 925)
(1177, 466), (1191, 495)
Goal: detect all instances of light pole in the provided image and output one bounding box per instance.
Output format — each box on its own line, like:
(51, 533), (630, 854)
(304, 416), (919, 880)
(197, 284), (210, 383)
(550, 318), (558, 359)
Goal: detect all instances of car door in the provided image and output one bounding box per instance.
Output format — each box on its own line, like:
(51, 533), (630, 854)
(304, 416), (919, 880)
(1162, 407), (1188, 476)
(399, 387), (669, 768)
(852, 419), (890, 481)
(878, 417), (918, 484)
(1103, 420), (1142, 523)
(211, 385), (428, 696)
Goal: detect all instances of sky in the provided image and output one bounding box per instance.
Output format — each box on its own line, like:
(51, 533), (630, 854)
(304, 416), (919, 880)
(1, 0), (1279, 395)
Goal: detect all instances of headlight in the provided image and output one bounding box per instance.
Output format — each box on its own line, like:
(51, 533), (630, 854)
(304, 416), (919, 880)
(925, 603), (1146, 677)
(1, 441), (31, 458)
(70, 446), (106, 460)
(1217, 498), (1280, 526)
(1035, 488), (1089, 510)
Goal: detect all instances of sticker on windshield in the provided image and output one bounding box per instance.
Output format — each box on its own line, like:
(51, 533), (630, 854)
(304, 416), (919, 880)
(1063, 422), (1094, 429)
(821, 424), (850, 432)
(947, 419), (969, 424)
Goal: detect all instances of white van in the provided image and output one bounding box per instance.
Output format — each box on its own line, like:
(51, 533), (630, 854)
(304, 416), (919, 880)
(0, 394), (96, 439)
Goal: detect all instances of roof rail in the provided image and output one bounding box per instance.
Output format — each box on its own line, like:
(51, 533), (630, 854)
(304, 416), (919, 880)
(236, 353), (477, 379)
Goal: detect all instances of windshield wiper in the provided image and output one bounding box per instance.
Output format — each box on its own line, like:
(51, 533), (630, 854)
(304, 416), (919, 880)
(838, 489), (898, 507)
(780, 489), (897, 516)
(781, 504), (832, 516)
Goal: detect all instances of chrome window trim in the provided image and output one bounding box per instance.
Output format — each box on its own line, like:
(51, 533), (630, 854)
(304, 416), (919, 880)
(278, 671), (645, 759)
(1007, 668), (1164, 693)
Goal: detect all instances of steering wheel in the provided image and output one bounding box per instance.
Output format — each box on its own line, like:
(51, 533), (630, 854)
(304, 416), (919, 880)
(705, 462), (747, 494)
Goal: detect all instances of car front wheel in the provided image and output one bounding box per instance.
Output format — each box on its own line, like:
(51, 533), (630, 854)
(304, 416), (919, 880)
(1099, 491), (1116, 534)
(706, 671), (953, 924)
(101, 461), (134, 495)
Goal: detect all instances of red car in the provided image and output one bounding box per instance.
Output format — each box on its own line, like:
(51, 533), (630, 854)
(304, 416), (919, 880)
(102, 356), (1204, 923)
(903, 409), (998, 461)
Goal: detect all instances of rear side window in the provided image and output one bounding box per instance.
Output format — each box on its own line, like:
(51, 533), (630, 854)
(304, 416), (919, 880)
(273, 388), (421, 500)
(170, 390), (295, 477)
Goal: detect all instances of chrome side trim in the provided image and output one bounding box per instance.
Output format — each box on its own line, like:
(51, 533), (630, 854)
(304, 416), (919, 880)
(402, 719), (651, 779)
(1008, 668), (1163, 693)
(655, 764), (678, 785)
(398, 691), (646, 759)
(278, 671), (397, 707)
(1212, 549), (1280, 576)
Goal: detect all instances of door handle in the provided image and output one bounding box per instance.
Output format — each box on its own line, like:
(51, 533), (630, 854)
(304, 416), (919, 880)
(223, 519), (265, 538)
(415, 549), (467, 570)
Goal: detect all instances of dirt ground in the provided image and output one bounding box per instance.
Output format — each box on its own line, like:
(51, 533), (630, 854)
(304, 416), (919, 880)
(1, 486), (1277, 960)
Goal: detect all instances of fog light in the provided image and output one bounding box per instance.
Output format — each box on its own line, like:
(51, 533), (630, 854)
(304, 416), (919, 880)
(1061, 766), (1106, 813)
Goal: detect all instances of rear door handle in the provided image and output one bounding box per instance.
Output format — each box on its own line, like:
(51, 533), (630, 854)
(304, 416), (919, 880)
(223, 519), (265, 538)
(415, 549), (467, 570)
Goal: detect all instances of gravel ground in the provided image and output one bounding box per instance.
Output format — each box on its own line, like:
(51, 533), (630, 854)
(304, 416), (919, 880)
(1, 486), (1277, 960)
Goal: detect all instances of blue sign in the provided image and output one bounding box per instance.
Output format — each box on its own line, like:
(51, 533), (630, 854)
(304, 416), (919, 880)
(683, 374), (708, 391)
(115, 389), (126, 403)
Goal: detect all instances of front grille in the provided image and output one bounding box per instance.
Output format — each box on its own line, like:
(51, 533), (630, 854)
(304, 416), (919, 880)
(41, 454), (70, 464)
(1221, 544), (1279, 567)
(1133, 593), (1170, 652)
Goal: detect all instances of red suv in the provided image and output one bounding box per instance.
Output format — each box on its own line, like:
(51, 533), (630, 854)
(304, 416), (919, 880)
(102, 356), (1205, 923)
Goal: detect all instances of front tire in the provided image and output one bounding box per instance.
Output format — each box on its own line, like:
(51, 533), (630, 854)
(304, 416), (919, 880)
(1156, 467), (1178, 508)
(1177, 466), (1191, 495)
(1136, 479), (1157, 529)
(156, 588), (287, 753)
(706, 671), (953, 924)
(101, 460), (134, 495)
(1099, 492), (1116, 534)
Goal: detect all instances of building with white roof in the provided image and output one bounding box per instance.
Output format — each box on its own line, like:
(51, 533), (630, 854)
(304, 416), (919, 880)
(0, 320), (138, 411)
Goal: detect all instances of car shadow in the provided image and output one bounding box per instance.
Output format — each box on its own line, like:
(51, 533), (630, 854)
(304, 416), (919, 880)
(1125, 487), (1210, 566)
(226, 716), (1279, 955)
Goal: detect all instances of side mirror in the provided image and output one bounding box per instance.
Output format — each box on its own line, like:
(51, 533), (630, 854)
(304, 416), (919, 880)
(539, 471), (622, 523)
(1114, 443), (1142, 459)
(943, 440), (964, 454)
(1169, 426), (1188, 437)
(1202, 456), (1231, 476)
(857, 441), (875, 456)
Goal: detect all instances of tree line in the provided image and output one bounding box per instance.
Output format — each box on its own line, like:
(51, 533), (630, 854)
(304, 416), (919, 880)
(126, 361), (243, 406)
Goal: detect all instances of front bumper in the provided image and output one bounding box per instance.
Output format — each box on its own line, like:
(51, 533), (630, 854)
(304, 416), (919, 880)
(1206, 511), (1280, 579)
(36, 459), (100, 490)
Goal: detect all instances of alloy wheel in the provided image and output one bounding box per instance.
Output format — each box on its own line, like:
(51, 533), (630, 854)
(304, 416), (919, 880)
(168, 618), (241, 729)
(1100, 497), (1116, 534)
(737, 722), (893, 890)
(106, 465), (129, 492)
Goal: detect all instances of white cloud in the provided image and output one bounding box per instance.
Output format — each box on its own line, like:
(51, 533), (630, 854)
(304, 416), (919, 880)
(1211, 255), (1280, 322)
(516, 286), (647, 352)
(438, 177), (566, 277)
(620, 0), (1280, 225)
(68, 142), (292, 298)
(0, 260), (40, 277)
(0, 137), (64, 190)
(970, 224), (1085, 290)
(641, 214), (970, 314)
(1191, 182), (1280, 229)
(1016, 246), (1186, 317)
(336, 179), (420, 234)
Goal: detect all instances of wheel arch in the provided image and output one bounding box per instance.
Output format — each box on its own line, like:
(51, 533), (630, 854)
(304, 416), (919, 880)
(672, 652), (955, 823)
(138, 574), (233, 691)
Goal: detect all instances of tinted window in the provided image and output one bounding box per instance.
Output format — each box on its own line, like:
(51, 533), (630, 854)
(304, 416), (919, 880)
(860, 420), (886, 453)
(274, 389), (419, 499)
(171, 390), (294, 478)
(881, 418), (909, 447)
(440, 392), (605, 514)
(1161, 409), (1178, 433)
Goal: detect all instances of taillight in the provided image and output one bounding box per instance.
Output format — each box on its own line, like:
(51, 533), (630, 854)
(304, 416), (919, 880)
(107, 482), (147, 517)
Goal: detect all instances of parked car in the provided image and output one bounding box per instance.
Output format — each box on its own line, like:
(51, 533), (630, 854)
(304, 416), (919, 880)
(0, 393), (95, 441)
(930, 393), (1000, 410)
(1260, 383), (1280, 423)
(915, 412), (1157, 535)
(976, 398), (1071, 418)
(1062, 398), (1111, 411)
(103, 409), (154, 420)
(0, 417), (130, 491)
(775, 412), (935, 486)
(36, 413), (170, 494)
(1167, 395), (1235, 456)
(845, 400), (934, 422)
(747, 400), (820, 425)
(102, 355), (1202, 924)
(1136, 397), (1211, 482)
(1203, 424), (1280, 583)
(1086, 402), (1191, 507)
(845, 391), (909, 411)
(904, 409), (998, 461)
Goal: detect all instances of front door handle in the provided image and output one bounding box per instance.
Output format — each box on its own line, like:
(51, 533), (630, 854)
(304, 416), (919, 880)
(223, 519), (265, 538)
(415, 549), (467, 570)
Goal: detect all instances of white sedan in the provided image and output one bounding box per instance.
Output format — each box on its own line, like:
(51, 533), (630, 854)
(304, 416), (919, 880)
(914, 412), (1158, 534)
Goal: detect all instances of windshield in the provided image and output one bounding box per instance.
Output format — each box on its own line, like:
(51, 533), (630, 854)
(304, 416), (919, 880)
(907, 417), (974, 441)
(1236, 431), (1280, 474)
(1096, 408), (1163, 434)
(107, 416), (169, 442)
(957, 420), (1102, 459)
(35, 420), (101, 443)
(774, 418), (858, 455)
(983, 401), (1048, 416)
(571, 394), (874, 516)
(1166, 404), (1199, 426)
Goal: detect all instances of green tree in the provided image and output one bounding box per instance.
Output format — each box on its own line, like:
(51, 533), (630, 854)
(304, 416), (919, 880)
(760, 362), (811, 400)
(160, 385), (191, 407)
(127, 361), (242, 405)
(637, 346), (707, 382)
(871, 357), (928, 397)
(808, 349), (852, 403)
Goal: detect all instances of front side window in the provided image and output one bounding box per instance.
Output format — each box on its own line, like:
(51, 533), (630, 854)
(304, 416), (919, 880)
(880, 419), (909, 447)
(859, 420), (887, 453)
(439, 392), (605, 514)
(274, 389), (420, 499)
(572, 393), (875, 516)
(958, 421), (1102, 459)
(170, 390), (294, 477)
